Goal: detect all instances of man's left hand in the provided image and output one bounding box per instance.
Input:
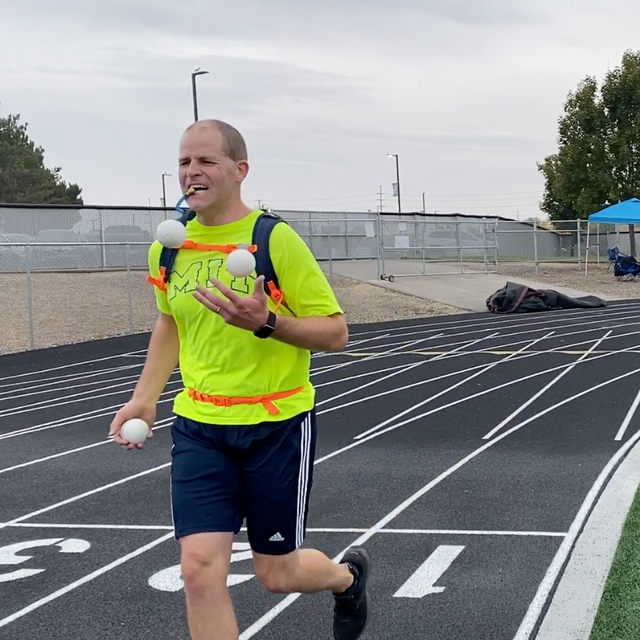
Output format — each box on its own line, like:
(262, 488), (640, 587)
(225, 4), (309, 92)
(194, 275), (270, 332)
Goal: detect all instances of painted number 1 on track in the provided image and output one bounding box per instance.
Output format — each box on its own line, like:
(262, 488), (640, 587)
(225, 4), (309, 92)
(393, 545), (465, 599)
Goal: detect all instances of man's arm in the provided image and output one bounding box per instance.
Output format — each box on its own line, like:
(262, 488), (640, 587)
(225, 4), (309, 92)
(109, 311), (179, 448)
(270, 312), (348, 352)
(193, 276), (348, 352)
(131, 311), (180, 403)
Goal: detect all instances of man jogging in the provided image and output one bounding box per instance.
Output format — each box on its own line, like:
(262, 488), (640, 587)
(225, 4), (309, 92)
(109, 119), (371, 640)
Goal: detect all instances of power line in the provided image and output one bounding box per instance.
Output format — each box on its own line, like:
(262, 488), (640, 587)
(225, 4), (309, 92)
(403, 191), (542, 200)
(257, 193), (376, 203)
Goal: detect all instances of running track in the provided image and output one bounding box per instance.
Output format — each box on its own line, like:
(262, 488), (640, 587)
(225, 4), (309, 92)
(2, 300), (640, 639)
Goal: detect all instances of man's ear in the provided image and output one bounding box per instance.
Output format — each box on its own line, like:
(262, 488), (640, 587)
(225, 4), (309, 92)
(236, 159), (250, 183)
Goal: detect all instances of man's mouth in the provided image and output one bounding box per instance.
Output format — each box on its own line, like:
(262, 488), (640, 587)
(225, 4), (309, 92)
(185, 185), (209, 196)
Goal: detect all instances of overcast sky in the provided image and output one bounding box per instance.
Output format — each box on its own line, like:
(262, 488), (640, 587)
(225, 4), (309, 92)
(2, 0), (638, 219)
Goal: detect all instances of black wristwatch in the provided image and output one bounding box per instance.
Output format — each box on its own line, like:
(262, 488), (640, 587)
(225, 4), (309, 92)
(254, 311), (277, 339)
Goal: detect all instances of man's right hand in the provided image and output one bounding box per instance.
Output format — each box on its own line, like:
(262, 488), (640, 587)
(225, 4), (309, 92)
(109, 400), (157, 450)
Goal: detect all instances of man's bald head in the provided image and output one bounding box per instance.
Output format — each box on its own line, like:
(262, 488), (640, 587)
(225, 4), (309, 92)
(183, 119), (248, 162)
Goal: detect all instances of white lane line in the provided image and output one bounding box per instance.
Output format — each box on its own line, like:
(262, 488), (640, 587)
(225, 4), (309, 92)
(512, 426), (640, 640)
(6, 523), (175, 531)
(348, 302), (640, 340)
(0, 532), (174, 630)
(310, 334), (445, 376)
(0, 418), (175, 475)
(0, 349), (148, 384)
(482, 331), (613, 440)
(0, 387), (179, 440)
(11, 351), (622, 538)
(354, 332), (554, 440)
(239, 383), (613, 639)
(0, 462), (171, 533)
(0, 378), (161, 419)
(344, 309), (638, 351)
(378, 529), (567, 537)
(342, 358), (640, 462)
(4, 523), (567, 537)
(0, 373), (141, 404)
(316, 332), (500, 408)
(614, 387), (640, 441)
(322, 328), (640, 422)
(322, 342), (640, 462)
(5, 324), (640, 445)
(4, 342), (637, 616)
(0, 364), (145, 400)
(314, 363), (417, 388)
(313, 334), (393, 359)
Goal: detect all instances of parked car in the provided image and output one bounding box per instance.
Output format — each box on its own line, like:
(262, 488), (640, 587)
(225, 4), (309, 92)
(31, 229), (101, 270)
(0, 233), (33, 271)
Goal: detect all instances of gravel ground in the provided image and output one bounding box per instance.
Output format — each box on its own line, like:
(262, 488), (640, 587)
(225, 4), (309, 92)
(0, 270), (466, 355)
(3, 262), (629, 355)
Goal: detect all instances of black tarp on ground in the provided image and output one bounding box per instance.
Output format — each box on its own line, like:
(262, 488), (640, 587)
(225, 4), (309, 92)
(486, 281), (607, 314)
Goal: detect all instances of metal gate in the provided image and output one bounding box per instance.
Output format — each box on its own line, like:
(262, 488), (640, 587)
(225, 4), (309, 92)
(376, 215), (499, 281)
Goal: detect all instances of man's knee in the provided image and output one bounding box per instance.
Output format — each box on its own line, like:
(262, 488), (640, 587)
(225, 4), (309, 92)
(253, 551), (300, 594)
(180, 532), (233, 597)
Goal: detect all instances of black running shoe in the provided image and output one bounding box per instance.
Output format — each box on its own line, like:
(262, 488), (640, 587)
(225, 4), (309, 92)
(333, 547), (371, 640)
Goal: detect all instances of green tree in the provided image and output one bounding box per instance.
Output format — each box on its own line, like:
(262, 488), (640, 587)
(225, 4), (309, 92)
(0, 109), (83, 205)
(537, 50), (640, 252)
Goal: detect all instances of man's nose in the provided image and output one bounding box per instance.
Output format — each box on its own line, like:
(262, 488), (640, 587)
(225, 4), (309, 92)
(184, 161), (202, 177)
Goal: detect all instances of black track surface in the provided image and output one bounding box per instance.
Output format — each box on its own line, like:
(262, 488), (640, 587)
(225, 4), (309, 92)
(2, 300), (640, 639)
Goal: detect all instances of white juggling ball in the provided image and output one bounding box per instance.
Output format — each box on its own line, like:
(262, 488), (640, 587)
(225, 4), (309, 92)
(119, 418), (150, 444)
(156, 220), (187, 249)
(226, 249), (256, 278)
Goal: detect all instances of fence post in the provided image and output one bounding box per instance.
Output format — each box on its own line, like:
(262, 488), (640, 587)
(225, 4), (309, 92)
(577, 219), (581, 268)
(26, 244), (35, 350)
(533, 220), (539, 276)
(125, 243), (134, 334)
(376, 212), (382, 279)
(99, 209), (106, 269)
(456, 220), (463, 273)
(328, 220), (333, 277)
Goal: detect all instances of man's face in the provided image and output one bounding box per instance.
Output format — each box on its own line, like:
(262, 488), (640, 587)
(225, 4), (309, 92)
(178, 125), (248, 212)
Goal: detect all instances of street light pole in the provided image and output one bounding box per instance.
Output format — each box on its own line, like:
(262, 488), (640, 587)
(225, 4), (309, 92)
(191, 68), (209, 122)
(387, 154), (401, 214)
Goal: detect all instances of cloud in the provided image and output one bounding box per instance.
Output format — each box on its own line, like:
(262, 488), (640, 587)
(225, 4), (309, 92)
(2, 0), (640, 220)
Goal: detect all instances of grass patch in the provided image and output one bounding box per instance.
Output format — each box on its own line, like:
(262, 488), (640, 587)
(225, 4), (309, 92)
(589, 481), (640, 639)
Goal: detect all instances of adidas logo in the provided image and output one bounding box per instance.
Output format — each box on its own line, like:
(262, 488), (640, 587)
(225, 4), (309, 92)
(269, 532), (285, 542)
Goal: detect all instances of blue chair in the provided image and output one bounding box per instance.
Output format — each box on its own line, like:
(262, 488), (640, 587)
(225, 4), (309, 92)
(614, 254), (640, 280)
(607, 246), (621, 270)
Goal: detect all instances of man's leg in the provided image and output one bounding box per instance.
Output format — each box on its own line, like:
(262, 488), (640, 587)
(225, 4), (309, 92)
(252, 546), (353, 594)
(170, 416), (244, 640)
(242, 409), (371, 639)
(180, 532), (237, 640)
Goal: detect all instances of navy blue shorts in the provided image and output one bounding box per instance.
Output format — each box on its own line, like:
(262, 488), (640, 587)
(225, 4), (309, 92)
(170, 409), (317, 555)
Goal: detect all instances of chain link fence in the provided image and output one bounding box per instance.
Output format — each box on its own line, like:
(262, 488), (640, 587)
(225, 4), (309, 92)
(0, 204), (629, 354)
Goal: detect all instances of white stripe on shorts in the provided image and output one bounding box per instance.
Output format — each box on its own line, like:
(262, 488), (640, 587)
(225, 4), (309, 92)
(296, 413), (312, 548)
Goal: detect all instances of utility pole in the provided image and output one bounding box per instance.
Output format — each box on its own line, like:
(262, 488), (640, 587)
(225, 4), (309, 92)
(377, 185), (384, 213)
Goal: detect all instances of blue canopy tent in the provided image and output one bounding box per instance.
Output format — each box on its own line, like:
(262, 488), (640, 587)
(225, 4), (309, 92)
(585, 198), (640, 273)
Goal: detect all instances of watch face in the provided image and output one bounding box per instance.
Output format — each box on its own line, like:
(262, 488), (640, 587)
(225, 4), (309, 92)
(255, 312), (276, 338)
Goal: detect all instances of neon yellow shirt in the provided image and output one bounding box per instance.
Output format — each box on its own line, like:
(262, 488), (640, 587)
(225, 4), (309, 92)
(148, 209), (343, 425)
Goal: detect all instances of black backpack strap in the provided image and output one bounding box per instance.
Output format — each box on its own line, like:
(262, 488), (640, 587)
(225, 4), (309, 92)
(162, 210), (195, 285)
(252, 211), (288, 308)
(147, 210), (195, 291)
